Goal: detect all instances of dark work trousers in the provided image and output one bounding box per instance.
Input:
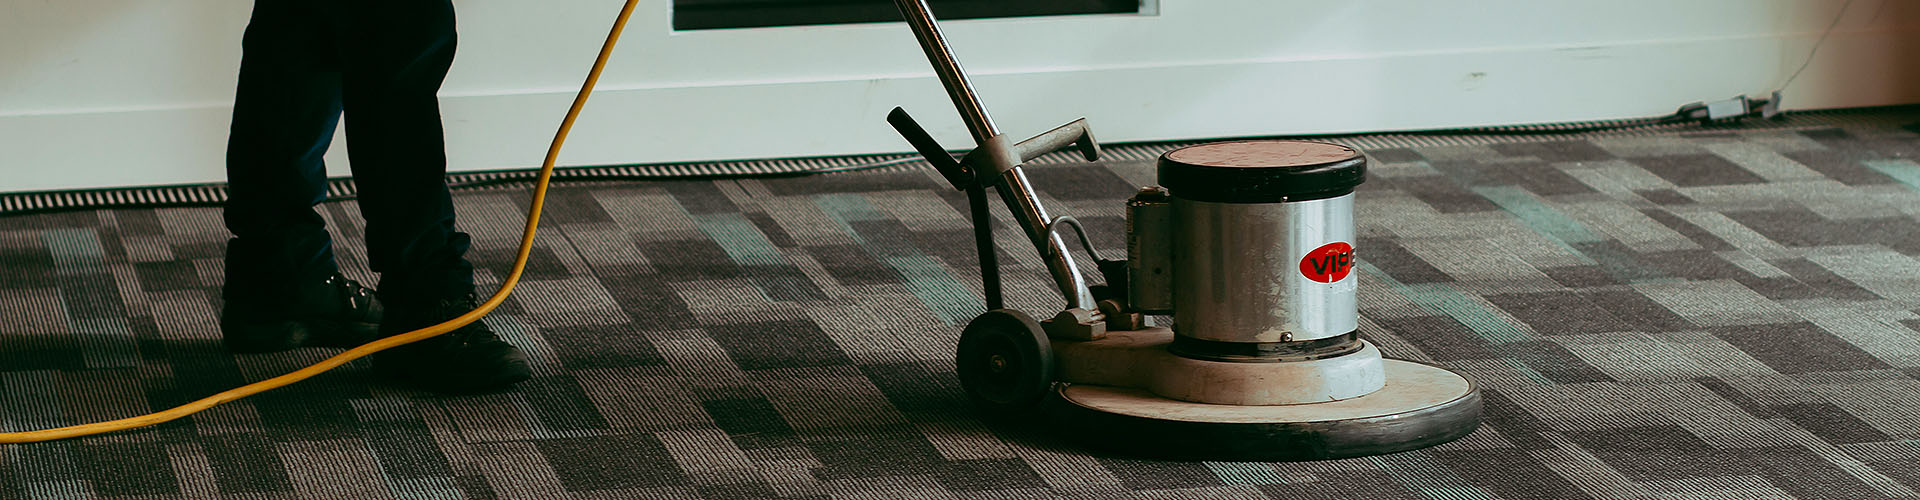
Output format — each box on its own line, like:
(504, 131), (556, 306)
(223, 0), (473, 305)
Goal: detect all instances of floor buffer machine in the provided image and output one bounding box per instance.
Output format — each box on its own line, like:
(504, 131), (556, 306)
(883, 0), (1481, 461)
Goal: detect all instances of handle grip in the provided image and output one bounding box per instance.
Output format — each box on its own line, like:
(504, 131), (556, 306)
(1013, 118), (1101, 164)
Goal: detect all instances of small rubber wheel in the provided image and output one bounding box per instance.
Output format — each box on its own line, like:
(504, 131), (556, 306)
(955, 309), (1055, 413)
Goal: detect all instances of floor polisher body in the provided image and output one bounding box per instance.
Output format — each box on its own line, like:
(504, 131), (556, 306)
(885, 0), (1480, 461)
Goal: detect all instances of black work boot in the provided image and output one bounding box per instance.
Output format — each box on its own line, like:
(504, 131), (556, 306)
(371, 293), (532, 394)
(222, 273), (383, 353)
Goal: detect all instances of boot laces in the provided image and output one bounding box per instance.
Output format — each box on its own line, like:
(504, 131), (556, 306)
(323, 274), (377, 320)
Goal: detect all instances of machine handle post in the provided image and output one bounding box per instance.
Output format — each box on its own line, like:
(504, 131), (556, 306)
(890, 0), (1098, 312)
(892, 0), (999, 143)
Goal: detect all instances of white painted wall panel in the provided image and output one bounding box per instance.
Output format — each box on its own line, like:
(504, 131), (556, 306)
(2, 0), (1916, 192)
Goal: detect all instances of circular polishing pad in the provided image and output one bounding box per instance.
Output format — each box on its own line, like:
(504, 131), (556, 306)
(1045, 359), (1480, 461)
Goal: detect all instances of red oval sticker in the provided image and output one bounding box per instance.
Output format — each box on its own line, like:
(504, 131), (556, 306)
(1300, 242), (1355, 283)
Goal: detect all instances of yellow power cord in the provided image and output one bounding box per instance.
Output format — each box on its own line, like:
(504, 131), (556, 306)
(0, 0), (642, 444)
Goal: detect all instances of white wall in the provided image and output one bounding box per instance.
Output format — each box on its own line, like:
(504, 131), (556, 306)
(3, 0), (1918, 193)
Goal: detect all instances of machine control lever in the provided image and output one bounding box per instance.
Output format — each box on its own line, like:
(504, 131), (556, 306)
(886, 107), (971, 190)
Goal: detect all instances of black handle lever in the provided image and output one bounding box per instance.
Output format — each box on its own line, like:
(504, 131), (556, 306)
(887, 107), (971, 190)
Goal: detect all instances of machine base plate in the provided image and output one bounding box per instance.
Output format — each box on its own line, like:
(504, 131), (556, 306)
(1045, 359), (1480, 461)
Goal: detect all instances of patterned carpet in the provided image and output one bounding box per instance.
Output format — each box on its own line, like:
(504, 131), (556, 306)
(5, 111), (1920, 499)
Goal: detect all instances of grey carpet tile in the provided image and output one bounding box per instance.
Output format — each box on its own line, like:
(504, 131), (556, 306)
(4, 112), (1920, 499)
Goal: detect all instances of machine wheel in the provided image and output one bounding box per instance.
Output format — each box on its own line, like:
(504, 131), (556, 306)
(955, 309), (1055, 414)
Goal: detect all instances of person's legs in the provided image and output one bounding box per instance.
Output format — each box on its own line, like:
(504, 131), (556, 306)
(337, 0), (471, 300)
(339, 0), (529, 392)
(222, 0), (380, 353)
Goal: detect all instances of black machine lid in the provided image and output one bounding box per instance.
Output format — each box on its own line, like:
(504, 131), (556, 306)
(1156, 140), (1367, 203)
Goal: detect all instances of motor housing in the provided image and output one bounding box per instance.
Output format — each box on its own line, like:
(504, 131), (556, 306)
(1133, 140), (1369, 358)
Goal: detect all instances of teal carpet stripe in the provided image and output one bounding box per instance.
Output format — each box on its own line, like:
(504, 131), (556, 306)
(1362, 262), (1533, 344)
(1863, 159), (1920, 192)
(882, 255), (981, 326)
(814, 193), (982, 325)
(41, 228), (104, 276)
(692, 213), (788, 268)
(1471, 186), (1604, 245)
